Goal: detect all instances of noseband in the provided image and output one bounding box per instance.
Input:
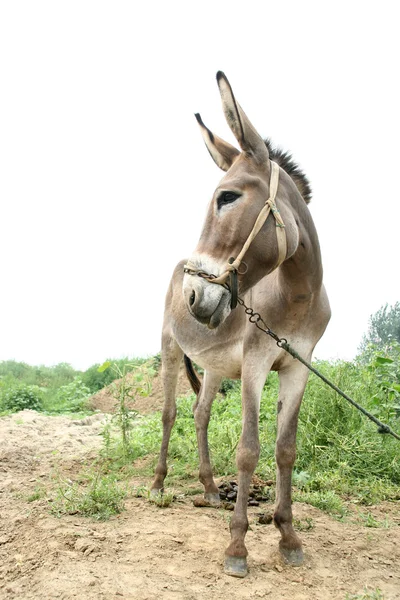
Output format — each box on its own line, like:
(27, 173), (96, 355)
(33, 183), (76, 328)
(184, 161), (287, 309)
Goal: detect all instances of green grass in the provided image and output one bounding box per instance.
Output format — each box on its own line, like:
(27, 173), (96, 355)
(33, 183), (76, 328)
(52, 470), (128, 520)
(4, 349), (399, 520)
(26, 485), (47, 502)
(97, 354), (400, 512)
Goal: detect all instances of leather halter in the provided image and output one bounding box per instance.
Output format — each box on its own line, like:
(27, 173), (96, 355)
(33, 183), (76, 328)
(184, 161), (287, 309)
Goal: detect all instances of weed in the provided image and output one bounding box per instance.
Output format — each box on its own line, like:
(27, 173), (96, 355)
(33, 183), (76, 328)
(293, 517), (315, 531)
(148, 490), (174, 508)
(133, 485), (149, 498)
(26, 486), (46, 502)
(52, 471), (127, 520)
(293, 490), (347, 518)
(98, 361), (155, 459)
(134, 485), (175, 507)
(356, 511), (391, 529)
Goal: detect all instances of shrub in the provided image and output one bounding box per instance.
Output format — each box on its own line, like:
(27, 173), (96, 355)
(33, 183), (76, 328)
(49, 378), (91, 413)
(1, 384), (43, 412)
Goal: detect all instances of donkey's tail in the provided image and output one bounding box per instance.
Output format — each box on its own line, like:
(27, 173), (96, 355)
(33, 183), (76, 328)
(184, 355), (201, 396)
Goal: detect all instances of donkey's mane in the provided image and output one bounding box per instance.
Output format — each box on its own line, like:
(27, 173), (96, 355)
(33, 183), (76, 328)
(264, 139), (312, 204)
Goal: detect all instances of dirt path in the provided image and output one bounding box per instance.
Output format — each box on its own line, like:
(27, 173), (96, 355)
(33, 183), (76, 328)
(1, 410), (399, 599)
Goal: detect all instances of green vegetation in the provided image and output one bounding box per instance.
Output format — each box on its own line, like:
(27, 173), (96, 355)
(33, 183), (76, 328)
(1, 312), (399, 520)
(100, 360), (155, 461)
(81, 357), (148, 392)
(52, 470), (127, 521)
(0, 356), (149, 416)
(98, 344), (400, 509)
(1, 383), (43, 412)
(359, 301), (400, 354)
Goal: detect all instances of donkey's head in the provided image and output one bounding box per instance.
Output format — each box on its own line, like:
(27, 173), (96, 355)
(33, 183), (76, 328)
(183, 72), (300, 328)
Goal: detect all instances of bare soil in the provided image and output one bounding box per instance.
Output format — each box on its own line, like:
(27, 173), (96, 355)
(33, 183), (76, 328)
(1, 410), (400, 600)
(88, 365), (193, 415)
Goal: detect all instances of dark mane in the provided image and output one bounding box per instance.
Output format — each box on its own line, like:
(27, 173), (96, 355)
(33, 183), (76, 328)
(264, 139), (312, 204)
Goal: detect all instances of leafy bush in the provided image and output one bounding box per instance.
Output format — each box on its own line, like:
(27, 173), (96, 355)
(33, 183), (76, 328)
(46, 378), (91, 413)
(82, 357), (147, 392)
(1, 384), (43, 412)
(0, 360), (78, 388)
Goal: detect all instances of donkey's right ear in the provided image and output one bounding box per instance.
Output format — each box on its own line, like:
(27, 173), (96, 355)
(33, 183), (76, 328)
(195, 113), (240, 172)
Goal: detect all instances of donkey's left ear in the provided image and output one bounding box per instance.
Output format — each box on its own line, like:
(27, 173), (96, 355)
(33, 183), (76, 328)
(216, 71), (268, 164)
(195, 113), (240, 172)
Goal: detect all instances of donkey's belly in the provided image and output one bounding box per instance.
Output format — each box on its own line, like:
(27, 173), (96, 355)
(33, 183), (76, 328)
(189, 341), (243, 379)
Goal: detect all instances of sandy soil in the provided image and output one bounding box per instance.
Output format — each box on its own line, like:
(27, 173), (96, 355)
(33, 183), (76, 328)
(88, 365), (194, 415)
(1, 409), (400, 600)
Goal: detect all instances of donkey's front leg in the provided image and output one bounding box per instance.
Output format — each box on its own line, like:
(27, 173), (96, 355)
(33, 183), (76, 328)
(274, 359), (310, 565)
(224, 361), (271, 578)
(193, 370), (222, 504)
(151, 334), (183, 494)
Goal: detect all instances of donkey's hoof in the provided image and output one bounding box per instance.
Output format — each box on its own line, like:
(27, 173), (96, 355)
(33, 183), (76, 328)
(150, 488), (163, 498)
(204, 493), (220, 505)
(279, 546), (304, 566)
(224, 556), (248, 578)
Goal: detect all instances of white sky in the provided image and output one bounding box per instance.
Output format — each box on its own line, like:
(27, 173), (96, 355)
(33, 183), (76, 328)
(1, 2), (399, 370)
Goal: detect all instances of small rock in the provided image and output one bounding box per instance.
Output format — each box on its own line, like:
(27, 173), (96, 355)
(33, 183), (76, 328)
(248, 500), (260, 507)
(222, 502), (235, 511)
(274, 564), (283, 573)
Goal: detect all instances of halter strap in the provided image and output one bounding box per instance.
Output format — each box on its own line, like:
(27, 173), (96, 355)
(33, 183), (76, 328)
(184, 160), (287, 301)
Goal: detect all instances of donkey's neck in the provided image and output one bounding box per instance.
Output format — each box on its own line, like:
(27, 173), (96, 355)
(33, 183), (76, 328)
(278, 203), (323, 302)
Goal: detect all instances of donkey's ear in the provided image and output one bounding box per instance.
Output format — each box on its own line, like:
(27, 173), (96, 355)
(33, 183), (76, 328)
(195, 113), (240, 172)
(216, 71), (268, 163)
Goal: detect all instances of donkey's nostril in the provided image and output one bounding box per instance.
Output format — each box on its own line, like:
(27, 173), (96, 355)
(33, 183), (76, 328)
(189, 290), (196, 306)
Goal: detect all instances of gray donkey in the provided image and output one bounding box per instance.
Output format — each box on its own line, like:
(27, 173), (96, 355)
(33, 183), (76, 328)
(151, 72), (331, 577)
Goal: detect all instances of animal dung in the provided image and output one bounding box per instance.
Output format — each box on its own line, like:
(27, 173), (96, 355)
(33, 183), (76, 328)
(217, 480), (272, 506)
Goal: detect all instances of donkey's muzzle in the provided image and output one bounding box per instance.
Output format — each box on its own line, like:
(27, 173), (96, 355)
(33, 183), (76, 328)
(183, 276), (231, 329)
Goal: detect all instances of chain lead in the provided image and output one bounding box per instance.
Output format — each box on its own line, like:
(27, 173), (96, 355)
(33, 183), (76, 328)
(185, 267), (400, 441)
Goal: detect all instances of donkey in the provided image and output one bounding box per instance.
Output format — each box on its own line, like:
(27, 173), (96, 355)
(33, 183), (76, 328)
(151, 72), (331, 578)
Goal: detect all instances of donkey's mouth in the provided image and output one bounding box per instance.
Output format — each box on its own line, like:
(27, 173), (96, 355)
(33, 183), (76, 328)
(185, 286), (231, 329)
(207, 296), (230, 329)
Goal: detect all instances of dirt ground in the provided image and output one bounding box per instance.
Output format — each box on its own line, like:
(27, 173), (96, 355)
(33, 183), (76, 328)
(1, 409), (400, 600)
(88, 365), (193, 415)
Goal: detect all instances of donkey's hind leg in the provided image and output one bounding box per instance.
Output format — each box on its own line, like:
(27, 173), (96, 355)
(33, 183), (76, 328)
(151, 333), (183, 494)
(193, 370), (222, 504)
(274, 359), (310, 565)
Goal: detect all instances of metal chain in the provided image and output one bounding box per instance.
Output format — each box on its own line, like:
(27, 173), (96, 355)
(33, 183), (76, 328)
(186, 268), (400, 440)
(236, 294), (400, 441)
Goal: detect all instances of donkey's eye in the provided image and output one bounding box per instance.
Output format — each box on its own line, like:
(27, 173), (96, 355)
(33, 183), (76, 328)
(217, 191), (241, 209)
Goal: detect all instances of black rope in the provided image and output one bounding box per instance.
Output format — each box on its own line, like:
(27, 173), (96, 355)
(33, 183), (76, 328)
(236, 296), (400, 442)
(186, 266), (400, 441)
(280, 341), (400, 441)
